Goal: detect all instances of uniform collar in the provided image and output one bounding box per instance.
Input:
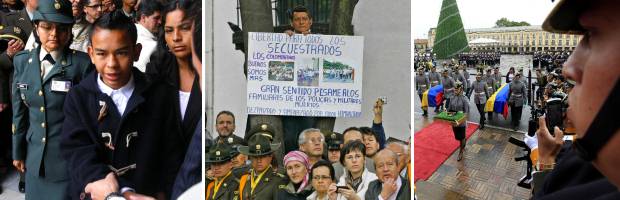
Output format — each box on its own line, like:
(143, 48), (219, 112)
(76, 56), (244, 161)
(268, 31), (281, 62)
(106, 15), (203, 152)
(39, 47), (62, 62)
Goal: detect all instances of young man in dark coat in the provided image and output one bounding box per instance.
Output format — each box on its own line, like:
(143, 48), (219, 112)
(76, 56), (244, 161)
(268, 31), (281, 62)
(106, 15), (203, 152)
(60, 11), (183, 200)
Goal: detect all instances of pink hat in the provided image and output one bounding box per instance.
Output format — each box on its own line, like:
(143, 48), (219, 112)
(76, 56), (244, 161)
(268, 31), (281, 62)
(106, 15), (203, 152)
(284, 151), (311, 170)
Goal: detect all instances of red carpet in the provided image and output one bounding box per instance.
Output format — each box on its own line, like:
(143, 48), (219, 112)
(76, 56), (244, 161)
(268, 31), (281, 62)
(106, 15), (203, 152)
(414, 121), (479, 182)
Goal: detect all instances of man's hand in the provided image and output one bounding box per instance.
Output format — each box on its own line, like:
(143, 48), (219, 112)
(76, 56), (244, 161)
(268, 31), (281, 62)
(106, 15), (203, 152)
(6, 39), (25, 58)
(373, 98), (384, 123)
(536, 116), (564, 165)
(12, 160), (25, 173)
(123, 191), (156, 200)
(0, 103), (8, 112)
(85, 172), (119, 200)
(380, 178), (397, 199)
(285, 30), (295, 36)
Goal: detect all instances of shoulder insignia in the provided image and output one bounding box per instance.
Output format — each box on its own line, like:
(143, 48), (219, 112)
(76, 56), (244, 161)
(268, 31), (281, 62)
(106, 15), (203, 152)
(278, 185), (286, 189)
(276, 172), (285, 178)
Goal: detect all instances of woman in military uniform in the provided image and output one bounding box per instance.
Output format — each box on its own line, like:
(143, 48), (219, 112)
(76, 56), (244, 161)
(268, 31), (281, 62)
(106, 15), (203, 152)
(447, 82), (469, 161)
(11, 0), (93, 199)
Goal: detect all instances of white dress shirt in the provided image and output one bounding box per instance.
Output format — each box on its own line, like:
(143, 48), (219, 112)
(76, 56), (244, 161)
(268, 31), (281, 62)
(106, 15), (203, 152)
(134, 23), (157, 72)
(179, 90), (190, 120)
(378, 177), (403, 200)
(39, 48), (62, 78)
(97, 74), (135, 116)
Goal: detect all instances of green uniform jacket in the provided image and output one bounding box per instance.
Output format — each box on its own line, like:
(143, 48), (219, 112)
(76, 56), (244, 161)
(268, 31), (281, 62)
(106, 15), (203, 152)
(207, 173), (241, 200)
(12, 47), (93, 181)
(239, 167), (284, 200)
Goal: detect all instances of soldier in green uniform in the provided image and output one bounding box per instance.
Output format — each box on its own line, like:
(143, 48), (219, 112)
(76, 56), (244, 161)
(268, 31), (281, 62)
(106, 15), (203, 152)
(205, 143), (241, 200)
(237, 125), (285, 200)
(11, 0), (93, 199)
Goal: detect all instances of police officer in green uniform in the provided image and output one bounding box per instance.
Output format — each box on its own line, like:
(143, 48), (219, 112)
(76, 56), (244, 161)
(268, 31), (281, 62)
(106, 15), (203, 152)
(237, 125), (285, 200)
(11, 0), (93, 199)
(205, 144), (241, 200)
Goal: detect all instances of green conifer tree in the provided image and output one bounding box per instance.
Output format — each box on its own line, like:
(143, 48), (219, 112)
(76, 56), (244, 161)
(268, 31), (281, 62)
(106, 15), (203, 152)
(433, 0), (469, 59)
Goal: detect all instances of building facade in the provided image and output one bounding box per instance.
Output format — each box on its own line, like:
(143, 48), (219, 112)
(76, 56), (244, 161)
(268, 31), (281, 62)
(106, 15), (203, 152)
(414, 39), (429, 52)
(428, 26), (582, 53)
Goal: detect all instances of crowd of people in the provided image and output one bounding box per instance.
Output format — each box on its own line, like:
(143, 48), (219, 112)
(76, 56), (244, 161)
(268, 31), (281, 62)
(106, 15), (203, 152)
(458, 52), (501, 68)
(207, 99), (412, 200)
(0, 0), (202, 199)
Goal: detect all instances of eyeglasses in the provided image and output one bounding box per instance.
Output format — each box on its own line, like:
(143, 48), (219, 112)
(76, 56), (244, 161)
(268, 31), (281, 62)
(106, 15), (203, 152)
(312, 175), (331, 180)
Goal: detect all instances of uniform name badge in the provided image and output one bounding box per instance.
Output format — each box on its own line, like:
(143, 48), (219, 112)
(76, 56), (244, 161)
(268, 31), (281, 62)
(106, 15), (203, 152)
(51, 80), (72, 92)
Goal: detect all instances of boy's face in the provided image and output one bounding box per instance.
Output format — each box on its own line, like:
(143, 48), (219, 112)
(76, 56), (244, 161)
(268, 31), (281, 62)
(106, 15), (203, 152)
(88, 28), (141, 89)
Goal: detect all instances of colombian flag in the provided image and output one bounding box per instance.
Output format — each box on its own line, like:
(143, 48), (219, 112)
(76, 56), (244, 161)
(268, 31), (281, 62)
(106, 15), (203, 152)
(421, 85), (443, 108)
(485, 83), (510, 119)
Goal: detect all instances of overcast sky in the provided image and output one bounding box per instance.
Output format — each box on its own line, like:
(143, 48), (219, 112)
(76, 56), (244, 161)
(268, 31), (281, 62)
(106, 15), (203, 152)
(413, 0), (559, 39)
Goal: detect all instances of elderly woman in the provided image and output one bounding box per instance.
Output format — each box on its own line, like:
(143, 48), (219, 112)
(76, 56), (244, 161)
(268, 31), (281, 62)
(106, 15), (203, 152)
(337, 140), (377, 200)
(308, 160), (343, 200)
(276, 151), (314, 199)
(11, 0), (93, 199)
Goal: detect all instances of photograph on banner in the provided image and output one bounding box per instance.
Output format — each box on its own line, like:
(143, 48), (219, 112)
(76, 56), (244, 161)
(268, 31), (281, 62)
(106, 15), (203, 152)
(247, 32), (364, 118)
(207, 1), (411, 199)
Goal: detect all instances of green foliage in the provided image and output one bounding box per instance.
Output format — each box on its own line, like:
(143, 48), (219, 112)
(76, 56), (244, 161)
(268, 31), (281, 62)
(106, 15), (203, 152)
(494, 17), (531, 27)
(433, 0), (469, 59)
(323, 59), (351, 70)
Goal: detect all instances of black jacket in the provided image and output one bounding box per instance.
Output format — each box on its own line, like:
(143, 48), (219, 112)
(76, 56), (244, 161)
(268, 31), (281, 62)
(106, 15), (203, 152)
(145, 53), (201, 156)
(61, 68), (185, 199)
(364, 177), (411, 200)
(275, 179), (314, 200)
(534, 149), (620, 200)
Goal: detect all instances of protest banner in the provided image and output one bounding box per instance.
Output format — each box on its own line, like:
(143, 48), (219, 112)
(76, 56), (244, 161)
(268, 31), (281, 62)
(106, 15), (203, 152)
(246, 32), (364, 117)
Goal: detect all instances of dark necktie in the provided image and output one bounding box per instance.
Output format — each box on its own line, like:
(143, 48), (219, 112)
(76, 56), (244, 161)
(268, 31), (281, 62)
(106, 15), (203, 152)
(43, 54), (55, 65)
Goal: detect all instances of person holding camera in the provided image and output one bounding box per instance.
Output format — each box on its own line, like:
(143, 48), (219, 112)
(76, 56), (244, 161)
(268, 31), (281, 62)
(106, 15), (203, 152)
(533, 0), (620, 198)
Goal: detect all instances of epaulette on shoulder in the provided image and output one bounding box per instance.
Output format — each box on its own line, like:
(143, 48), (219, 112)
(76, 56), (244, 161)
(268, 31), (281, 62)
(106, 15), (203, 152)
(274, 172), (285, 178)
(13, 50), (28, 58)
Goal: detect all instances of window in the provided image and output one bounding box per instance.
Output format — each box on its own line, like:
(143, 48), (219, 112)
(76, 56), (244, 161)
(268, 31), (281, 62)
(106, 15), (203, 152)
(275, 0), (331, 26)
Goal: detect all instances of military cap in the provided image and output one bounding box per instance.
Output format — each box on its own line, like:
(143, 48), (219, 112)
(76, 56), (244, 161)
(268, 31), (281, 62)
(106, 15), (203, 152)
(325, 131), (343, 150)
(32, 0), (74, 24)
(0, 25), (27, 51)
(205, 143), (235, 163)
(238, 133), (281, 156)
(0, 26), (26, 43)
(386, 137), (406, 144)
(542, 0), (587, 34)
(247, 123), (275, 142)
(221, 136), (246, 156)
(455, 81), (463, 89)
